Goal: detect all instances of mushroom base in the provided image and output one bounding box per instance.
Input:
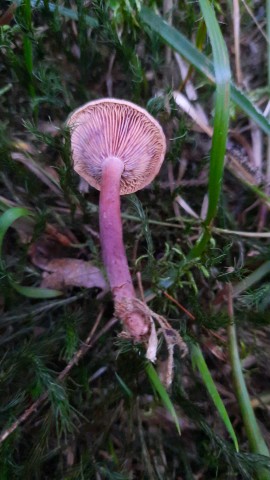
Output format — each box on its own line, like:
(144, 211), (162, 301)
(114, 297), (150, 340)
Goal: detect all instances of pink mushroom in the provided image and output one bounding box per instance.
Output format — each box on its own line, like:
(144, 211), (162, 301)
(68, 98), (166, 340)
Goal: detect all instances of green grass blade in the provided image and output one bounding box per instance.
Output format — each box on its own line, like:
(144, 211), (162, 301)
(140, 7), (270, 136)
(233, 261), (270, 297)
(187, 0), (230, 257)
(11, 282), (62, 298)
(22, 0), (33, 75)
(191, 344), (239, 452)
(198, 0), (230, 223)
(140, 6), (214, 80)
(142, 2), (231, 259)
(0, 207), (62, 298)
(21, 0), (36, 100)
(115, 372), (133, 398)
(0, 207), (32, 259)
(228, 320), (270, 478)
(23, 35), (33, 78)
(145, 362), (181, 435)
(230, 86), (270, 135)
(27, 0), (99, 28)
(142, 0), (231, 259)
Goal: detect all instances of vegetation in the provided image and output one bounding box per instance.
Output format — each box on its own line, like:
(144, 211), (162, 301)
(0, 0), (270, 478)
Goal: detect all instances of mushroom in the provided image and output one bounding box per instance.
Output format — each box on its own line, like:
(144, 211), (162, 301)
(68, 98), (166, 340)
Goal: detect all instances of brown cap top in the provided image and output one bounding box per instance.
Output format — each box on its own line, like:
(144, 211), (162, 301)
(67, 98), (166, 195)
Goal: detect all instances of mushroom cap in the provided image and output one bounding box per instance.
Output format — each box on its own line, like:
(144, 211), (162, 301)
(67, 98), (166, 195)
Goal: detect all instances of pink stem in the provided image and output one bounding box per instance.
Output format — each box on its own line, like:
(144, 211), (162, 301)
(99, 157), (148, 338)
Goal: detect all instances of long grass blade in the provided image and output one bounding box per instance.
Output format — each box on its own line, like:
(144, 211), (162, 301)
(145, 362), (181, 435)
(233, 261), (270, 297)
(24, 0), (99, 28)
(115, 372), (133, 398)
(141, 2), (231, 259)
(191, 344), (239, 452)
(0, 207), (32, 260)
(0, 207), (62, 298)
(227, 288), (270, 479)
(21, 0), (35, 101)
(198, 0), (231, 221)
(11, 282), (62, 298)
(188, 0), (230, 257)
(140, 7), (270, 136)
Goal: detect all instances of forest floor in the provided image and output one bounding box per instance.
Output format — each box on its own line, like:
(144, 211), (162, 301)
(0, 1), (270, 479)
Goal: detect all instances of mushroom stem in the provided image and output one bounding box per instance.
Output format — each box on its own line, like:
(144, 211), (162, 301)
(100, 156), (133, 297)
(99, 156), (149, 338)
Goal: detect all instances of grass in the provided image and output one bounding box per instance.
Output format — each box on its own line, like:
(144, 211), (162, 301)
(0, 0), (270, 478)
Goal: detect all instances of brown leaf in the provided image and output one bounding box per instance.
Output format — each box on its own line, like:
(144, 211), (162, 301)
(0, 3), (16, 26)
(28, 235), (67, 268)
(40, 258), (108, 294)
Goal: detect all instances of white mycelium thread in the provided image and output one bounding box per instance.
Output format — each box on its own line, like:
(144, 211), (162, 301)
(68, 99), (166, 194)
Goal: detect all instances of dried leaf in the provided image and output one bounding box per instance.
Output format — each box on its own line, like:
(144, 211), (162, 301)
(29, 236), (68, 268)
(0, 3), (16, 26)
(41, 258), (107, 293)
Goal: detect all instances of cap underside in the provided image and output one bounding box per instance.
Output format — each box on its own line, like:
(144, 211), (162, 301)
(68, 99), (166, 195)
